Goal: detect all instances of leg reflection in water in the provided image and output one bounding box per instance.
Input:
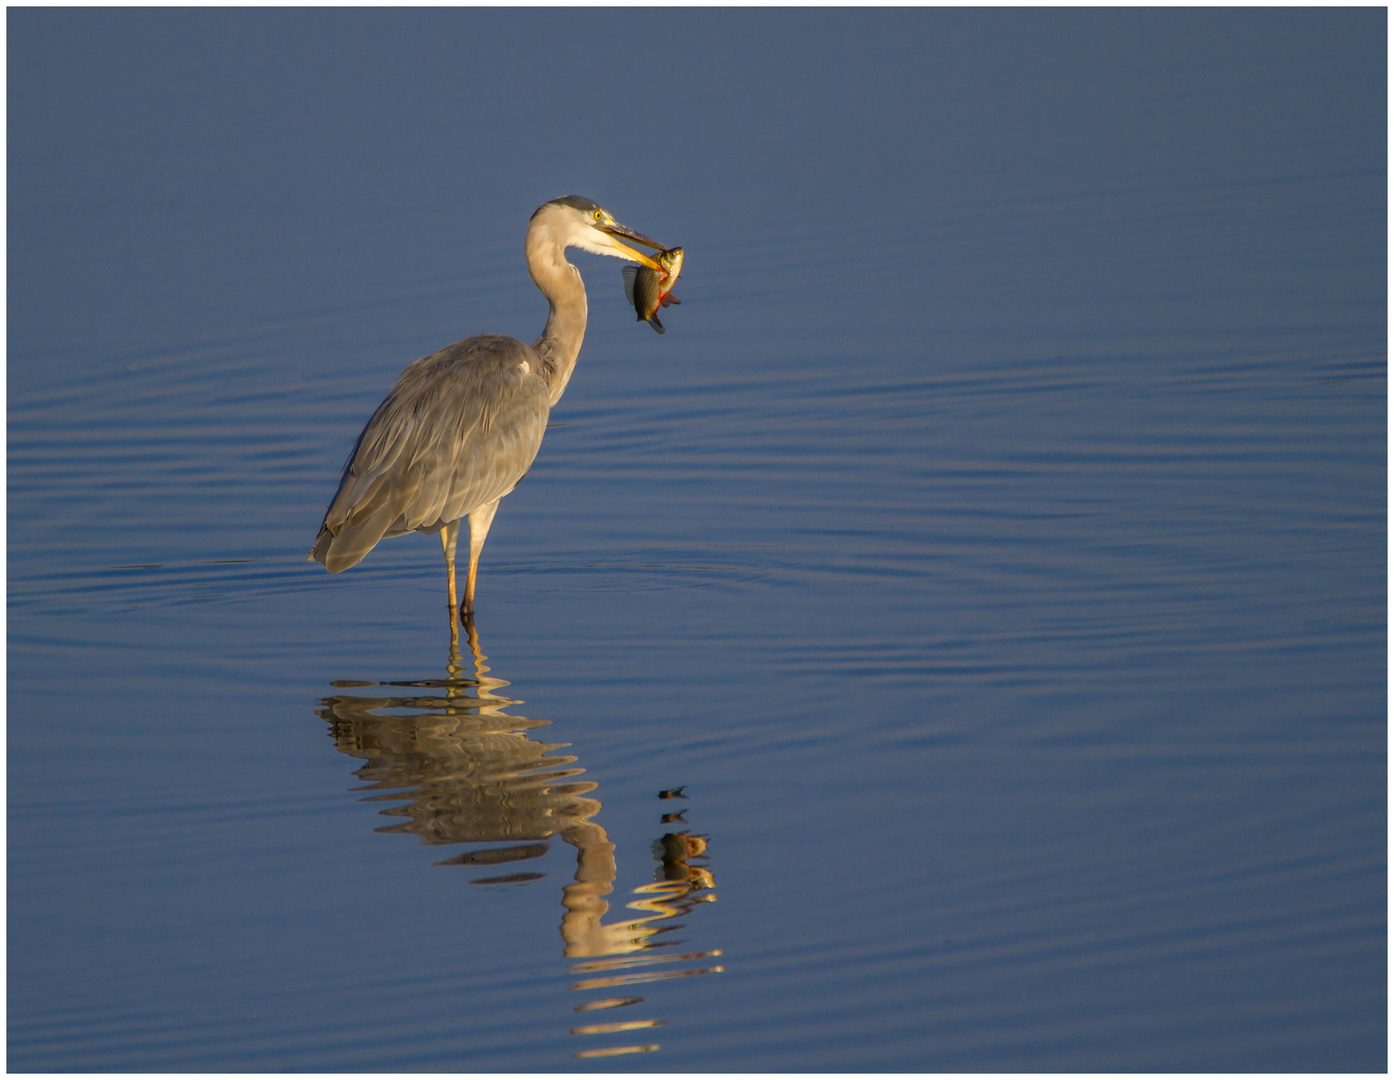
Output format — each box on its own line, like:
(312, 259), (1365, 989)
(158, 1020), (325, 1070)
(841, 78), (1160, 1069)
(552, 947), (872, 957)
(317, 621), (721, 1061)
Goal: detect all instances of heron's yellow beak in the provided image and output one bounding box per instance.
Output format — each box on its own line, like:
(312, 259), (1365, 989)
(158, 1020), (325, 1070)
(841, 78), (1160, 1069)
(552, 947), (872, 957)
(602, 222), (666, 270)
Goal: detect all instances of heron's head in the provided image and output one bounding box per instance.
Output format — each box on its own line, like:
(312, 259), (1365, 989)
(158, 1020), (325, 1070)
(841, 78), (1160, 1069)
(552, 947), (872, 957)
(529, 196), (666, 270)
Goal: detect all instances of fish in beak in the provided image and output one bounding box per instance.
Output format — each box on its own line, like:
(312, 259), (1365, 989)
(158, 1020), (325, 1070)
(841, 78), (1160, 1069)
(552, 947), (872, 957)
(622, 247), (684, 334)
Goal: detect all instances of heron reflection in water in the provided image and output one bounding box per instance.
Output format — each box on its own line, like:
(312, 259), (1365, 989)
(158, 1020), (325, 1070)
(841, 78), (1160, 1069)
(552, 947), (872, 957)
(309, 197), (671, 640)
(317, 623), (720, 1059)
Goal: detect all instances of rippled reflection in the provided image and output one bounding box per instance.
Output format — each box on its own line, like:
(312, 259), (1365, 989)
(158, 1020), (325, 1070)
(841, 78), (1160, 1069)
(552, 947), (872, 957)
(317, 622), (721, 1059)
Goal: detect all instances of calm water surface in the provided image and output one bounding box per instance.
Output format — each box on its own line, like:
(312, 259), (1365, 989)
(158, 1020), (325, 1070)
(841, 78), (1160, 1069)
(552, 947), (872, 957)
(8, 9), (1386, 1071)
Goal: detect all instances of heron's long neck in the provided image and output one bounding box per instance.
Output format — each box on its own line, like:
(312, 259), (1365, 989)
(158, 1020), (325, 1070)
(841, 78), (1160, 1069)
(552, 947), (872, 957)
(527, 237), (588, 406)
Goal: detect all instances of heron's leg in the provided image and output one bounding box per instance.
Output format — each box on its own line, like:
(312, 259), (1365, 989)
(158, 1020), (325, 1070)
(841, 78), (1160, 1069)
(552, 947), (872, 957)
(440, 520), (461, 635)
(463, 499), (501, 618)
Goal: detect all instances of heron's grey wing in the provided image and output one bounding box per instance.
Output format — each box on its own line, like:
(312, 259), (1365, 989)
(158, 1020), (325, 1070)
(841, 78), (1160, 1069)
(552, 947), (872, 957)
(310, 335), (550, 573)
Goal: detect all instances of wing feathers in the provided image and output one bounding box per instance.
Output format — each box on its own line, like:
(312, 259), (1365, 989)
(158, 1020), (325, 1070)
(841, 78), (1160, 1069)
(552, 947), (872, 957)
(309, 335), (550, 573)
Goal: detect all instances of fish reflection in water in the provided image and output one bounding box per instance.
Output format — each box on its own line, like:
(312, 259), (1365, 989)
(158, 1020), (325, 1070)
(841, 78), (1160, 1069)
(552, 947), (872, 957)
(316, 623), (720, 1059)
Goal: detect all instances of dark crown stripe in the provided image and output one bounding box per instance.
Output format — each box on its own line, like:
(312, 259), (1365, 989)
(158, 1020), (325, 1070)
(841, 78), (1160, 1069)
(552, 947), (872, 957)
(551, 195), (601, 212)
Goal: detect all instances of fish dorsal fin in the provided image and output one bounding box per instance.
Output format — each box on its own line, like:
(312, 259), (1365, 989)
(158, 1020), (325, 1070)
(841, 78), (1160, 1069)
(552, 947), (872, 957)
(622, 265), (639, 305)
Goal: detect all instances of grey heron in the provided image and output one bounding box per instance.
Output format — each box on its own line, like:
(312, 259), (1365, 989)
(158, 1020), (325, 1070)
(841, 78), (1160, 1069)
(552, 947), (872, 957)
(309, 196), (667, 634)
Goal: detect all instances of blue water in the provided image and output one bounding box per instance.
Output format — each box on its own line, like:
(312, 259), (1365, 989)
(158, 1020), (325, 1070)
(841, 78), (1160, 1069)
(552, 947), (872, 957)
(8, 8), (1386, 1071)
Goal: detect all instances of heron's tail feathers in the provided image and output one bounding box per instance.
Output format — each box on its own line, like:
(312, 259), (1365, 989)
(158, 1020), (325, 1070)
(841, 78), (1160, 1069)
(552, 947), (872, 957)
(308, 502), (405, 574)
(307, 530), (331, 565)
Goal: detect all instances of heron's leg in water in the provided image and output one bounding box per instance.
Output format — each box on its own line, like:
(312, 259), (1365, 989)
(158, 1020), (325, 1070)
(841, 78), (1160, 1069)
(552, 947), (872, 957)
(440, 520), (461, 626)
(463, 499), (501, 617)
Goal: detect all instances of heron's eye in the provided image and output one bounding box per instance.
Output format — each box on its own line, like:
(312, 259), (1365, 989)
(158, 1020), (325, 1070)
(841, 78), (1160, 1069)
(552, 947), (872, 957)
(594, 209), (604, 222)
